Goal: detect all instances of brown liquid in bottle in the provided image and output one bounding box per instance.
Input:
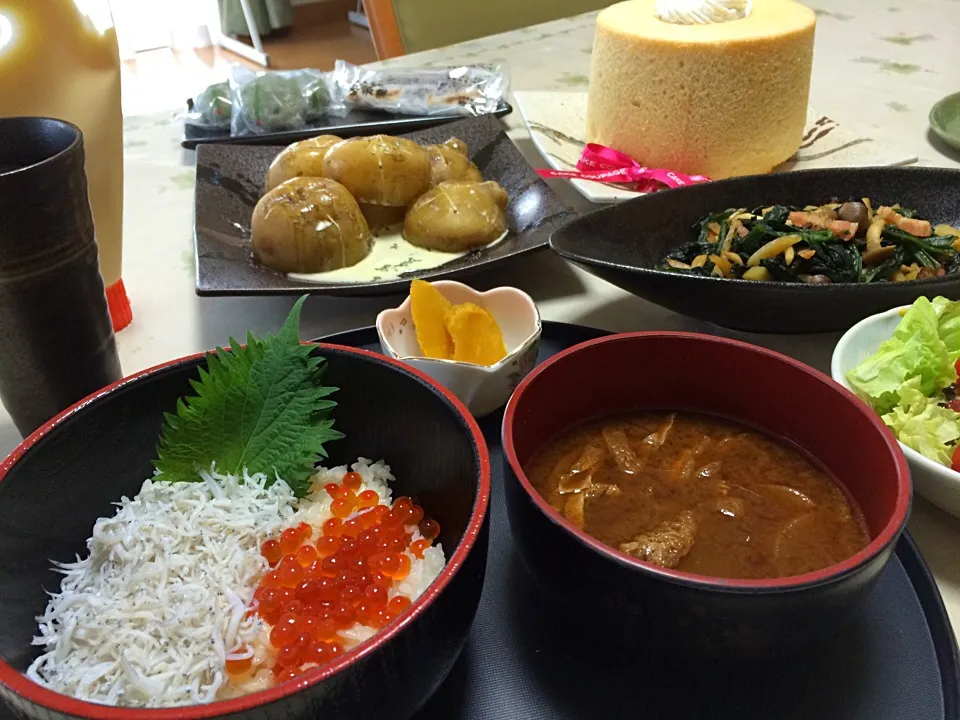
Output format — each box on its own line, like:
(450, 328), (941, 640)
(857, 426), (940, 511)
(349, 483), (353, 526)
(0, 0), (124, 289)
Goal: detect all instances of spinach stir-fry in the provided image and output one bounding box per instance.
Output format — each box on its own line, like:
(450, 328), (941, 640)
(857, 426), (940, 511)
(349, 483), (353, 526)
(661, 200), (960, 284)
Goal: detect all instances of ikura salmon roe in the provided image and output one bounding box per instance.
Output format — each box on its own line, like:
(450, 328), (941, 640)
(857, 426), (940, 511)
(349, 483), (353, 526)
(225, 655), (253, 675)
(279, 527), (301, 554)
(330, 497), (354, 519)
(326, 482), (354, 500)
(253, 487), (442, 681)
(275, 667), (300, 683)
(296, 545), (318, 567)
(388, 595), (412, 614)
(410, 538), (431, 558)
(357, 490), (379, 509)
(276, 644), (301, 668)
(343, 471), (363, 491)
(419, 518), (440, 540)
(392, 554), (411, 580)
(261, 539), (282, 566)
(316, 535), (339, 558)
(341, 517), (363, 537)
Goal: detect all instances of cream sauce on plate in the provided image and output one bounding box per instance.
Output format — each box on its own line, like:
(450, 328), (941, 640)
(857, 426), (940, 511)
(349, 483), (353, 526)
(288, 227), (508, 285)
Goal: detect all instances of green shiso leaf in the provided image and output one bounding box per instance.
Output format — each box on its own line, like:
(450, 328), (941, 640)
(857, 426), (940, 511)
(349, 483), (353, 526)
(154, 296), (343, 497)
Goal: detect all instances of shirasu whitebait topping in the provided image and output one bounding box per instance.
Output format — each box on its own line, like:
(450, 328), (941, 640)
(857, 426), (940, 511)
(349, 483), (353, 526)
(27, 468), (298, 708)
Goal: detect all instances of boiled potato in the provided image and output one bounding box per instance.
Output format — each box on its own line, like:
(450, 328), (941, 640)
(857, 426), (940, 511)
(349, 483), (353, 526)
(403, 181), (508, 253)
(322, 135), (431, 206)
(265, 134), (341, 192)
(359, 203), (407, 234)
(427, 138), (483, 185)
(252, 177), (371, 273)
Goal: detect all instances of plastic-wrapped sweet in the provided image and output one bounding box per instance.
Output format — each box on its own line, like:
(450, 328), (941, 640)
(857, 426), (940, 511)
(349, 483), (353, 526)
(189, 81), (232, 128)
(403, 181), (508, 253)
(251, 177), (372, 273)
(230, 66), (345, 136)
(333, 60), (509, 117)
(265, 135), (342, 192)
(233, 71), (306, 134)
(323, 135), (432, 207)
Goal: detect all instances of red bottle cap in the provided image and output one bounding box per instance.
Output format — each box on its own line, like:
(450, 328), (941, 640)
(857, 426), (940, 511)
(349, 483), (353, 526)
(105, 277), (132, 332)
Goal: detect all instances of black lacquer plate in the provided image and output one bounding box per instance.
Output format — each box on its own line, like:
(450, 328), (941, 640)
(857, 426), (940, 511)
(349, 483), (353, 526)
(181, 102), (513, 149)
(194, 114), (574, 297)
(549, 167), (960, 333)
(319, 321), (960, 720)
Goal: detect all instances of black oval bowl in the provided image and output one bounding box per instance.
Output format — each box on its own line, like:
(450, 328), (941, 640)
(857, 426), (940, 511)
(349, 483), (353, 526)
(502, 332), (911, 660)
(549, 166), (960, 334)
(0, 345), (490, 720)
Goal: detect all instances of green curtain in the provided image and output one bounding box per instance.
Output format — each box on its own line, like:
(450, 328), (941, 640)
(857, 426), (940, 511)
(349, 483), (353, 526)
(218, 0), (293, 37)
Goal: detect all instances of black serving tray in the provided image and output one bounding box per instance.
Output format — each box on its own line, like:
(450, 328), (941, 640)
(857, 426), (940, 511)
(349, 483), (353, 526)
(317, 321), (960, 720)
(181, 102), (512, 149)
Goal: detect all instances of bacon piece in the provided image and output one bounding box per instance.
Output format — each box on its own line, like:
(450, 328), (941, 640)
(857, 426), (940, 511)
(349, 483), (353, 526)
(877, 206), (932, 237)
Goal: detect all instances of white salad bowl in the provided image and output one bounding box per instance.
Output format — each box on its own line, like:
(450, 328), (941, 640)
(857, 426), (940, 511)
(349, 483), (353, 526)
(376, 281), (542, 417)
(832, 305), (960, 518)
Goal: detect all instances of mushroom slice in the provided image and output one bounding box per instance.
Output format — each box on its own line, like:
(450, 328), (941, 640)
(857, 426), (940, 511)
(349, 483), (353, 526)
(670, 437), (711, 482)
(715, 496), (745, 519)
(585, 483), (622, 500)
(642, 414), (675, 450)
(758, 484), (815, 510)
(564, 493), (586, 528)
(558, 444), (605, 494)
(562, 482), (621, 529)
(601, 427), (642, 474)
(695, 461), (722, 480)
(619, 511), (698, 569)
(773, 512), (836, 575)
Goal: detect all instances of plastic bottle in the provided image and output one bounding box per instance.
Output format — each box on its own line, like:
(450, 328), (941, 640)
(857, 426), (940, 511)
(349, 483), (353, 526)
(0, 0), (130, 330)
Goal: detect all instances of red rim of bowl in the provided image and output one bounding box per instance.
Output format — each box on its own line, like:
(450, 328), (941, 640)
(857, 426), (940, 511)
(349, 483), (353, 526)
(501, 331), (911, 592)
(0, 343), (492, 719)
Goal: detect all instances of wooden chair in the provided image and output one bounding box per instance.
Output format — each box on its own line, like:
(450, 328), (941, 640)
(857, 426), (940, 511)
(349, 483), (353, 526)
(364, 0), (615, 59)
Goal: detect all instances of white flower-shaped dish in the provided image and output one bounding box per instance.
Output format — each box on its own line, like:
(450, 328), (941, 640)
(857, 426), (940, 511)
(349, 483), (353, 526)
(832, 305), (960, 518)
(376, 281), (542, 417)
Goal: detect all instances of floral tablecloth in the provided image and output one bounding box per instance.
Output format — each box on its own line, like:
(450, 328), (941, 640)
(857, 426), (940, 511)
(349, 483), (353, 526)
(2, 0), (960, 630)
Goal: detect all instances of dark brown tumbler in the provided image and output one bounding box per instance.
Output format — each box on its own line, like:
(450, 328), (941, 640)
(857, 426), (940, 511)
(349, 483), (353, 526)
(0, 117), (122, 438)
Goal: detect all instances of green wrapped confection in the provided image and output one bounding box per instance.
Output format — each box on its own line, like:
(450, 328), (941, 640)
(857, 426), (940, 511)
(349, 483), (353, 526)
(193, 81), (232, 127)
(236, 72), (307, 133)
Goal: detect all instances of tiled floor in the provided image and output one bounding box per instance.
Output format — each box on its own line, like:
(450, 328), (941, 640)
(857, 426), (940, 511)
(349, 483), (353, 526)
(120, 2), (377, 117)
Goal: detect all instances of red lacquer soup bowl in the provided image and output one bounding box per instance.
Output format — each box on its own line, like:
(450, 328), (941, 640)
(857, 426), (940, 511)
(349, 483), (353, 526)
(502, 332), (911, 659)
(0, 345), (490, 720)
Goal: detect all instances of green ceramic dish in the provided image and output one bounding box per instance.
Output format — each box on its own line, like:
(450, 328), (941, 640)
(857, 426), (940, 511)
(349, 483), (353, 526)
(930, 91), (960, 152)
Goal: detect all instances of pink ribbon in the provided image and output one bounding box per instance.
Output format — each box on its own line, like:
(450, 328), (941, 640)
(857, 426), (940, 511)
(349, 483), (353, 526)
(536, 143), (711, 193)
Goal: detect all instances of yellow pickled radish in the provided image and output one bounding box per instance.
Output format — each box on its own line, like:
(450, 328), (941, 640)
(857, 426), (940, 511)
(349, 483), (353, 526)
(444, 303), (508, 366)
(410, 279), (454, 359)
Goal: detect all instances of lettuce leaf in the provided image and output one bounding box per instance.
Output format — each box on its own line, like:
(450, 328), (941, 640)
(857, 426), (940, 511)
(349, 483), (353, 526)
(881, 377), (960, 466)
(846, 296), (956, 414)
(933, 296), (960, 364)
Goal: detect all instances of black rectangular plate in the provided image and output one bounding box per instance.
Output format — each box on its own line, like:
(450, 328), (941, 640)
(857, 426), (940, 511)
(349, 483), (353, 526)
(319, 320), (960, 720)
(194, 114), (575, 297)
(181, 102), (513, 149)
